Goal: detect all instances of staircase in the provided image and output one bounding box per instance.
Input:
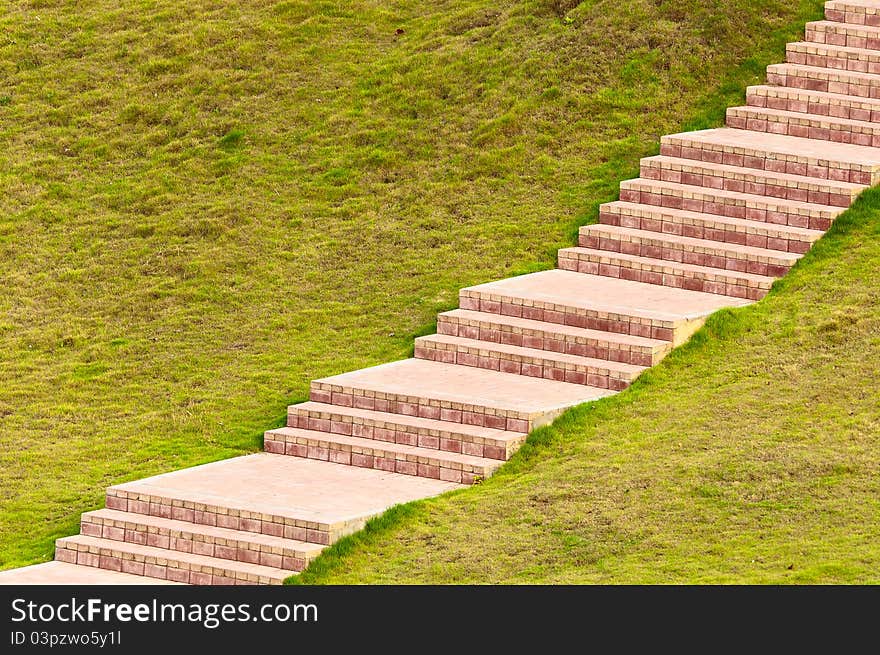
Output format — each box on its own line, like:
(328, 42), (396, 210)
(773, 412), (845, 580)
(5, 0), (880, 585)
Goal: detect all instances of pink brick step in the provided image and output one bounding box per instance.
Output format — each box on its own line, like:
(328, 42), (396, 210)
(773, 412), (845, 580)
(414, 333), (646, 390)
(747, 85), (880, 122)
(286, 400), (527, 459)
(56, 534), (295, 585)
(437, 308), (672, 366)
(460, 269), (750, 345)
(103, 454), (460, 546)
(825, 0), (880, 26)
(618, 178), (841, 230)
(579, 224), (800, 276)
(80, 508), (323, 572)
(787, 41), (880, 73)
(311, 357), (612, 432)
(727, 105), (880, 147)
(805, 19), (880, 48)
(640, 156), (863, 208)
(661, 128), (880, 185)
(599, 201), (824, 254)
(767, 63), (880, 99)
(265, 426), (501, 484)
(557, 247), (774, 300)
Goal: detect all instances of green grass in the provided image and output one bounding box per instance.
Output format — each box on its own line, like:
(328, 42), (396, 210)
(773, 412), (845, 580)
(0, 0), (837, 575)
(295, 187), (880, 584)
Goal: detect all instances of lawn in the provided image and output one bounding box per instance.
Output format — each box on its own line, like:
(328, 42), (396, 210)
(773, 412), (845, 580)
(0, 0), (837, 575)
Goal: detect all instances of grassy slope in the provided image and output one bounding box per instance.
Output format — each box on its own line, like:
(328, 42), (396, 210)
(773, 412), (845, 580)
(0, 0), (831, 571)
(296, 189), (880, 584)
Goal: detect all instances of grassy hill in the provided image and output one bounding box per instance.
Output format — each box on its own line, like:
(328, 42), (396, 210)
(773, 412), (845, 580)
(0, 0), (848, 577)
(296, 189), (880, 584)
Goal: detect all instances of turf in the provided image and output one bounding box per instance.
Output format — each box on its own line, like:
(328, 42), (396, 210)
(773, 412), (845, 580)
(0, 0), (840, 576)
(294, 187), (880, 584)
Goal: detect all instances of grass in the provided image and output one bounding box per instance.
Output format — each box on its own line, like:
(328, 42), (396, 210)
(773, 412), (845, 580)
(0, 0), (839, 576)
(295, 187), (880, 584)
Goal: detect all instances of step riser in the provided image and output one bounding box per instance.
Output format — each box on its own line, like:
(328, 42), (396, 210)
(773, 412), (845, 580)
(805, 24), (880, 50)
(55, 543), (283, 585)
(310, 381), (544, 432)
(767, 68), (880, 100)
(578, 232), (792, 278)
(787, 45), (880, 74)
(641, 161), (855, 208)
(727, 109), (880, 148)
(557, 252), (768, 301)
(747, 87), (880, 123)
(459, 290), (687, 344)
(104, 490), (344, 546)
(414, 341), (634, 391)
(661, 139), (878, 186)
(286, 405), (520, 459)
(825, 6), (880, 27)
(619, 185), (834, 231)
(600, 205), (816, 255)
(264, 433), (494, 485)
(79, 517), (309, 572)
(436, 315), (664, 366)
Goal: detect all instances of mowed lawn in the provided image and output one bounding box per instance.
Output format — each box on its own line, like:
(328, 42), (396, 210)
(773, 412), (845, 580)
(0, 0), (829, 571)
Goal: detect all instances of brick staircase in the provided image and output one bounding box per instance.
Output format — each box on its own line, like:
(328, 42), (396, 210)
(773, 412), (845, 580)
(4, 0), (880, 586)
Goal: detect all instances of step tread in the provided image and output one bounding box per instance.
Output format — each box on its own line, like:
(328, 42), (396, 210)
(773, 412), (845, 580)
(729, 104), (880, 131)
(769, 61), (880, 82)
(808, 18), (880, 34)
(582, 224), (802, 262)
(826, 0), (880, 9)
(748, 84), (880, 108)
(662, 127), (880, 166)
(82, 508), (325, 557)
(314, 357), (614, 415)
(289, 400), (527, 441)
(109, 453), (461, 529)
(788, 40), (880, 59)
(439, 308), (672, 349)
(267, 426), (504, 470)
(644, 154), (866, 191)
(463, 269), (751, 322)
(57, 534), (295, 581)
(416, 333), (648, 376)
(621, 177), (842, 214)
(559, 247), (777, 286)
(601, 201), (826, 240)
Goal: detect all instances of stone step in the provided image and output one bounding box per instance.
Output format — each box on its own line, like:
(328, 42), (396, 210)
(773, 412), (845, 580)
(579, 224), (800, 276)
(805, 18), (880, 49)
(265, 426), (502, 484)
(414, 333), (646, 390)
(767, 62), (880, 99)
(727, 105), (880, 147)
(557, 247), (775, 300)
(55, 535), (296, 585)
(747, 84), (880, 122)
(105, 453), (461, 546)
(660, 127), (880, 185)
(599, 201), (824, 255)
(285, 400), (527, 460)
(825, 0), (880, 27)
(640, 155), (864, 208)
(0, 561), (184, 585)
(618, 177), (841, 231)
(437, 308), (672, 366)
(311, 357), (612, 433)
(459, 269), (751, 346)
(80, 508), (323, 572)
(787, 40), (880, 74)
